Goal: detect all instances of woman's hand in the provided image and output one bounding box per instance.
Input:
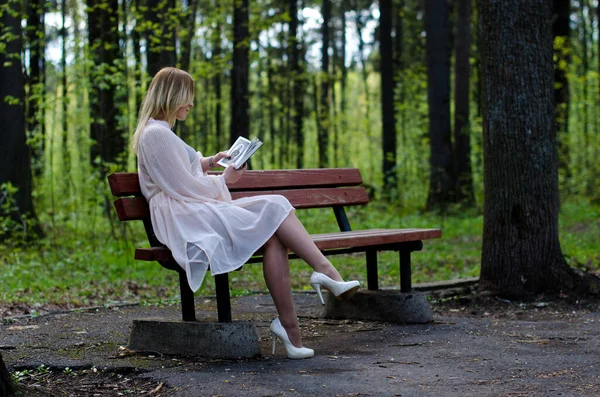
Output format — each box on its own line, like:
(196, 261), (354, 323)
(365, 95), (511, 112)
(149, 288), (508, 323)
(222, 164), (246, 184)
(211, 152), (230, 166)
(204, 151), (230, 171)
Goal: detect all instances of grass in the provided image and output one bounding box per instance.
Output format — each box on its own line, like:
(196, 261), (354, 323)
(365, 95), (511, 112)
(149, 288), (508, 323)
(0, 199), (598, 314)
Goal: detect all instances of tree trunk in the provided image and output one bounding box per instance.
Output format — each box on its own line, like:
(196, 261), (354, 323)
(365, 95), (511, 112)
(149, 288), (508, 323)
(380, 0), (397, 198)
(289, 0), (305, 169)
(212, 14), (223, 149)
(132, 0), (144, 113)
(230, 0), (250, 144)
(453, 0), (474, 205)
(0, 352), (16, 396)
(88, 0), (125, 174)
(579, 1), (590, 193)
(0, 0), (40, 240)
(61, 0), (69, 170)
(180, 0), (197, 72)
(425, 0), (453, 210)
(318, 0), (331, 168)
(552, 0), (571, 184)
(146, 0), (178, 76)
(26, 0), (46, 179)
(477, 0), (600, 298)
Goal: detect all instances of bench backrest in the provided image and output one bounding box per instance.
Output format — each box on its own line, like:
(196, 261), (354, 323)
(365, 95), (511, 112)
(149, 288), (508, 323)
(108, 169), (369, 225)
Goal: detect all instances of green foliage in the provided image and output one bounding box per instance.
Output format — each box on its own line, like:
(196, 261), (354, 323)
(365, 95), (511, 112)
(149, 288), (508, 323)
(1, 200), (597, 312)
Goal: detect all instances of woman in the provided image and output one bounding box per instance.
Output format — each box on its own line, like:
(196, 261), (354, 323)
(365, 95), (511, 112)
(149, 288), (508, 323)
(132, 67), (360, 359)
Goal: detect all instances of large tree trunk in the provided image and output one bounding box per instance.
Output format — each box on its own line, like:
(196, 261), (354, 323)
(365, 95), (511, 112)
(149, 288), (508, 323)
(0, 1), (41, 241)
(318, 0), (331, 168)
(552, 0), (570, 183)
(380, 0), (397, 197)
(146, 0), (178, 76)
(230, 0), (250, 144)
(26, 0), (46, 178)
(425, 0), (453, 210)
(453, 0), (474, 205)
(0, 352), (16, 396)
(477, 0), (600, 298)
(88, 0), (125, 173)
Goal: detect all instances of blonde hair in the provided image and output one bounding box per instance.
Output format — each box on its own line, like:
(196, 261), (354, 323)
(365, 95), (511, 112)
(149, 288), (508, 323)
(131, 67), (195, 153)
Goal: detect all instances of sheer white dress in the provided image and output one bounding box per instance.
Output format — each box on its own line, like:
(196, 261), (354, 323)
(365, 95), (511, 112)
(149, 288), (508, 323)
(137, 119), (294, 292)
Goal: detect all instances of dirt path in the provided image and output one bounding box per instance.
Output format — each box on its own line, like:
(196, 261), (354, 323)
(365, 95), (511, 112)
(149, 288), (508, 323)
(1, 292), (599, 396)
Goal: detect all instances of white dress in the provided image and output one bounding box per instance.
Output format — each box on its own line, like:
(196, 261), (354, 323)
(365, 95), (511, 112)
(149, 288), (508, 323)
(137, 119), (294, 292)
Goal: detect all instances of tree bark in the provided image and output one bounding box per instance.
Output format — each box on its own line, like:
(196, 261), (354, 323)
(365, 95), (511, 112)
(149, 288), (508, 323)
(380, 0), (397, 197)
(0, 0), (41, 241)
(26, 0), (46, 178)
(61, 0), (69, 169)
(289, 0), (305, 169)
(477, 0), (600, 298)
(212, 11), (223, 149)
(146, 0), (178, 76)
(180, 0), (197, 72)
(230, 0), (250, 144)
(88, 0), (125, 174)
(453, 0), (474, 205)
(552, 0), (571, 184)
(425, 0), (453, 210)
(0, 352), (16, 396)
(318, 0), (331, 168)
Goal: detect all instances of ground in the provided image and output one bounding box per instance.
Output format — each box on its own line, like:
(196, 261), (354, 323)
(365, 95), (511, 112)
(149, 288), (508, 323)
(2, 286), (599, 396)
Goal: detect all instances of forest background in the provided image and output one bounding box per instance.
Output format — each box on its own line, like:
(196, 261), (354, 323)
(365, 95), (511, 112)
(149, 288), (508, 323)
(0, 0), (599, 314)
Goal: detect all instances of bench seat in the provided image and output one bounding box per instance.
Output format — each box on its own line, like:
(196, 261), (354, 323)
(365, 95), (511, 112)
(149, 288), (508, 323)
(135, 228), (441, 262)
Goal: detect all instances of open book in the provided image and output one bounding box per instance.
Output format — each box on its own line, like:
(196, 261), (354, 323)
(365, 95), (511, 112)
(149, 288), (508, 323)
(217, 136), (263, 169)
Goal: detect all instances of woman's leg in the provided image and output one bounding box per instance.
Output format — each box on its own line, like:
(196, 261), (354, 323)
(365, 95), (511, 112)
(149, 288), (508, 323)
(262, 234), (303, 347)
(274, 212), (343, 281)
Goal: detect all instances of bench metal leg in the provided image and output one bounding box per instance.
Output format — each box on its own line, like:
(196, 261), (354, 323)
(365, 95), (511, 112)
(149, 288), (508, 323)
(178, 271), (196, 322)
(215, 273), (232, 323)
(366, 249), (378, 290)
(399, 241), (423, 293)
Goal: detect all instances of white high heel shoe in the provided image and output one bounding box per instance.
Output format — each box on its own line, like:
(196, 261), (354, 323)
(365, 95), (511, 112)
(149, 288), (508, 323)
(310, 272), (360, 305)
(270, 318), (314, 359)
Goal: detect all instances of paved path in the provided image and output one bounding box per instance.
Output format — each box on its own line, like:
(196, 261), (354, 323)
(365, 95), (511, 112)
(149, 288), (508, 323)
(2, 293), (599, 396)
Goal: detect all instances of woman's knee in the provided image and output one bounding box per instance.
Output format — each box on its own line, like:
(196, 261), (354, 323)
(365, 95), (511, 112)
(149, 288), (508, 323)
(264, 234), (284, 250)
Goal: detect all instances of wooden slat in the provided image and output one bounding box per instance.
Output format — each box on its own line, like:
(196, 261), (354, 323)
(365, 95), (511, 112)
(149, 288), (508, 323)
(108, 173), (142, 196)
(221, 168), (364, 191)
(113, 197), (150, 221)
(135, 246), (174, 262)
(231, 187), (369, 208)
(108, 169), (364, 197)
(114, 187), (369, 221)
(134, 228), (442, 263)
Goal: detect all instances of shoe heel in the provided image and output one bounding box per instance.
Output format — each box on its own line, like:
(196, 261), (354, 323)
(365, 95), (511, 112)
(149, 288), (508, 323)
(271, 331), (277, 354)
(311, 282), (325, 305)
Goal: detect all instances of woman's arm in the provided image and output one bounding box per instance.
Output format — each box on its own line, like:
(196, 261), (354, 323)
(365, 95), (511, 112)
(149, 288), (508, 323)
(140, 127), (231, 202)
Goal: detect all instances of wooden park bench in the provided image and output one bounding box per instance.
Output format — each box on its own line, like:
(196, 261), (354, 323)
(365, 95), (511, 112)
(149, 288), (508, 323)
(108, 168), (441, 323)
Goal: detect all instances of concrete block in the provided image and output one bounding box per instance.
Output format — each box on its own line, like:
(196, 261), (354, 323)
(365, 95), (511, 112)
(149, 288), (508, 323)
(128, 319), (260, 359)
(322, 290), (433, 324)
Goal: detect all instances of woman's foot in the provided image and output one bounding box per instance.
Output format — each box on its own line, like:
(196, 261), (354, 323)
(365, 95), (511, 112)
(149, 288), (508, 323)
(309, 272), (360, 305)
(270, 318), (314, 359)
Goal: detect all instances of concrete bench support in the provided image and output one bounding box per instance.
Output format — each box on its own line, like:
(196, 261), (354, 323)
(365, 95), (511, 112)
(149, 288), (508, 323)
(128, 319), (260, 359)
(323, 290), (433, 324)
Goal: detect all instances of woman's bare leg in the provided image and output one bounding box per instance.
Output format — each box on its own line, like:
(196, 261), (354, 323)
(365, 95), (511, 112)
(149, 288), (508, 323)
(275, 212), (343, 281)
(262, 234), (303, 347)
